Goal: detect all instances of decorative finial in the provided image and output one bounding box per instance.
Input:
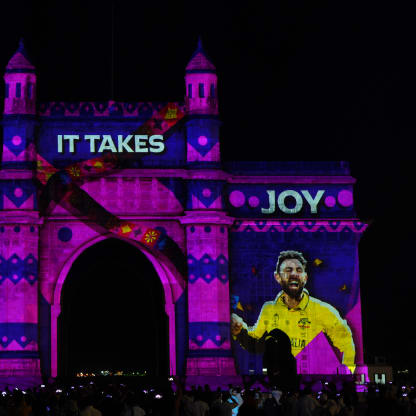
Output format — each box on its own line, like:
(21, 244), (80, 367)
(5, 36), (35, 72)
(17, 38), (30, 58)
(185, 36), (216, 73)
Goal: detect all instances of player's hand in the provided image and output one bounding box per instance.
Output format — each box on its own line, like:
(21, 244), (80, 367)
(231, 313), (244, 336)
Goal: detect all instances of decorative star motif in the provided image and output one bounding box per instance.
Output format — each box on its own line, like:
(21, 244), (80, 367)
(120, 224), (132, 234)
(144, 230), (159, 244)
(68, 166), (81, 177)
(338, 284), (349, 292)
(313, 258), (323, 266)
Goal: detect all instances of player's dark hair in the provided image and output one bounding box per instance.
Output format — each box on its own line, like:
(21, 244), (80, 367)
(276, 250), (307, 273)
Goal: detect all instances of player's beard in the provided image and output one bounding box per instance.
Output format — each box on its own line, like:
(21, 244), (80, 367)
(281, 280), (304, 299)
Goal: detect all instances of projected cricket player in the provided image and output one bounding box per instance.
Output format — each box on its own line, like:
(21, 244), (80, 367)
(231, 250), (356, 374)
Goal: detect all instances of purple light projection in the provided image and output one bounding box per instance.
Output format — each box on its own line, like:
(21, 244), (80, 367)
(338, 190), (354, 207)
(229, 191), (246, 208)
(0, 38), (367, 387)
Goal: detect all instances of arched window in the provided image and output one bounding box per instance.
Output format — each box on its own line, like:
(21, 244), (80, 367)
(198, 83), (204, 98)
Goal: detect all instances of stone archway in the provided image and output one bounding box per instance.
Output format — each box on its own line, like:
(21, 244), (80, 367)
(50, 234), (185, 377)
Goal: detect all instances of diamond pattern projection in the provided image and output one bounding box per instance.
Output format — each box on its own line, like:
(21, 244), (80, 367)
(0, 254), (38, 285)
(188, 254), (228, 283)
(0, 323), (38, 348)
(187, 135), (218, 157)
(189, 322), (230, 347)
(0, 181), (36, 209)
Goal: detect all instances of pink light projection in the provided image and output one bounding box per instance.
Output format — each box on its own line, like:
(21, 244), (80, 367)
(185, 39), (218, 116)
(198, 136), (208, 146)
(229, 190), (246, 207)
(191, 194), (222, 209)
(338, 190), (353, 207)
(345, 297), (364, 366)
(248, 195), (260, 207)
(12, 136), (22, 146)
(1, 38), (367, 386)
(232, 220), (367, 233)
(296, 332), (343, 375)
(187, 142), (221, 163)
(3, 40), (36, 116)
(324, 195), (336, 207)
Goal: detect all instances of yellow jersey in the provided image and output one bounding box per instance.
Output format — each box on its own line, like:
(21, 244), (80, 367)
(241, 290), (356, 374)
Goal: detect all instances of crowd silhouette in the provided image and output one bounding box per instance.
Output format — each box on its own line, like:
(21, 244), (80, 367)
(0, 378), (414, 416)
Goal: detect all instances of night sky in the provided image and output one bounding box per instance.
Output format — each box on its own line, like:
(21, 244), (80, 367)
(1, 1), (415, 372)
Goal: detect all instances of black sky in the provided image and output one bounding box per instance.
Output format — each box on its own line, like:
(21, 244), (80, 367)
(1, 1), (415, 370)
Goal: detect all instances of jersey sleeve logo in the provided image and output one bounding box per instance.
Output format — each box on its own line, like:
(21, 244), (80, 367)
(298, 318), (311, 329)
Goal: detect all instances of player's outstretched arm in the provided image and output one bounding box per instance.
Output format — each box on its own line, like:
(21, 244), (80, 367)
(231, 313), (267, 354)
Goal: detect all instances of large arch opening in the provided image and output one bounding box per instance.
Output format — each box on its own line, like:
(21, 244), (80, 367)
(57, 238), (169, 377)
